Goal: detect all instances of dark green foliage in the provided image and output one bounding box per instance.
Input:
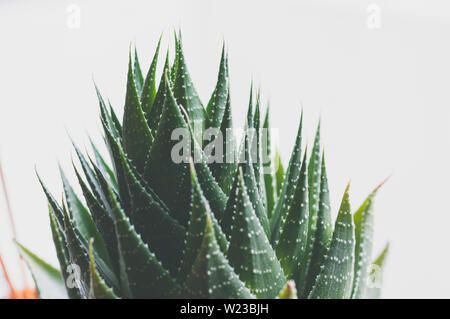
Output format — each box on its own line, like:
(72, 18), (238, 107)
(276, 151), (309, 283)
(308, 184), (355, 299)
(34, 33), (387, 299)
(305, 153), (333, 295)
(270, 111), (303, 245)
(227, 169), (285, 298)
(182, 209), (254, 299)
(122, 51), (154, 173)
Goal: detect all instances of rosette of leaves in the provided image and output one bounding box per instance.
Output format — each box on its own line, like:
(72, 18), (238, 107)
(27, 32), (389, 299)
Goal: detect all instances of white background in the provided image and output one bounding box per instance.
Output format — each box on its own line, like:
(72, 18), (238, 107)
(0, 0), (449, 298)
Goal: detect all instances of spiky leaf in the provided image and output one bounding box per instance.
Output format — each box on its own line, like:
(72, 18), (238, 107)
(182, 210), (254, 299)
(270, 112), (303, 245)
(73, 166), (119, 276)
(298, 122), (322, 296)
(88, 239), (118, 299)
(173, 35), (206, 143)
(95, 85), (120, 139)
(48, 205), (74, 298)
(208, 90), (237, 195)
(305, 153), (333, 296)
(178, 160), (229, 281)
(144, 74), (191, 225)
(133, 47), (144, 96)
(263, 105), (276, 216)
(206, 43), (229, 128)
(141, 37), (161, 115)
(146, 49), (170, 131)
(228, 169), (286, 298)
(101, 118), (131, 212)
(274, 147), (284, 197)
(189, 120), (228, 221)
(308, 184), (355, 299)
(109, 187), (181, 298)
(61, 202), (91, 297)
(352, 180), (386, 298)
(72, 141), (112, 215)
(60, 168), (112, 271)
(118, 143), (186, 275)
(221, 131), (270, 238)
(122, 51), (154, 173)
(276, 151), (309, 281)
(90, 139), (118, 192)
(253, 93), (267, 210)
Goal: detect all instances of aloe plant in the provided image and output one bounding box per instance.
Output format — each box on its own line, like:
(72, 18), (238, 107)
(31, 32), (389, 299)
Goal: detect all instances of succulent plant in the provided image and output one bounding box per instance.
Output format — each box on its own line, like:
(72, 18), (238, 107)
(31, 32), (389, 299)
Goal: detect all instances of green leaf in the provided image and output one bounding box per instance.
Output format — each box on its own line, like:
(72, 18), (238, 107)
(182, 209), (255, 299)
(37, 172), (65, 230)
(170, 31), (179, 83)
(263, 105), (276, 216)
(144, 74), (191, 226)
(122, 50), (154, 173)
(61, 201), (91, 297)
(71, 140), (112, 215)
(246, 82), (254, 129)
(59, 168), (112, 272)
(351, 179), (387, 298)
(274, 147), (284, 197)
(253, 92), (267, 211)
(173, 34), (206, 144)
(88, 157), (118, 217)
(141, 36), (162, 116)
(48, 205), (75, 298)
(89, 138), (118, 192)
(95, 84), (120, 140)
(277, 280), (298, 299)
(227, 169), (286, 298)
(146, 49), (170, 132)
(222, 130), (270, 238)
(73, 165), (120, 276)
(305, 153), (333, 296)
(242, 128), (270, 236)
(208, 90), (237, 196)
(15, 241), (68, 299)
(206, 43), (229, 128)
(109, 187), (181, 298)
(133, 46), (144, 96)
(276, 150), (309, 281)
(189, 117), (229, 222)
(270, 111), (303, 245)
(109, 102), (123, 138)
(62, 196), (120, 296)
(101, 118), (131, 213)
(117, 143), (186, 276)
(308, 183), (355, 299)
(178, 160), (229, 281)
(364, 243), (389, 299)
(299, 121), (322, 296)
(88, 239), (118, 299)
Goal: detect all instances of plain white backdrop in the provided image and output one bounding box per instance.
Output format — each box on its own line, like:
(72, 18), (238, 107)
(1, 0), (449, 298)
